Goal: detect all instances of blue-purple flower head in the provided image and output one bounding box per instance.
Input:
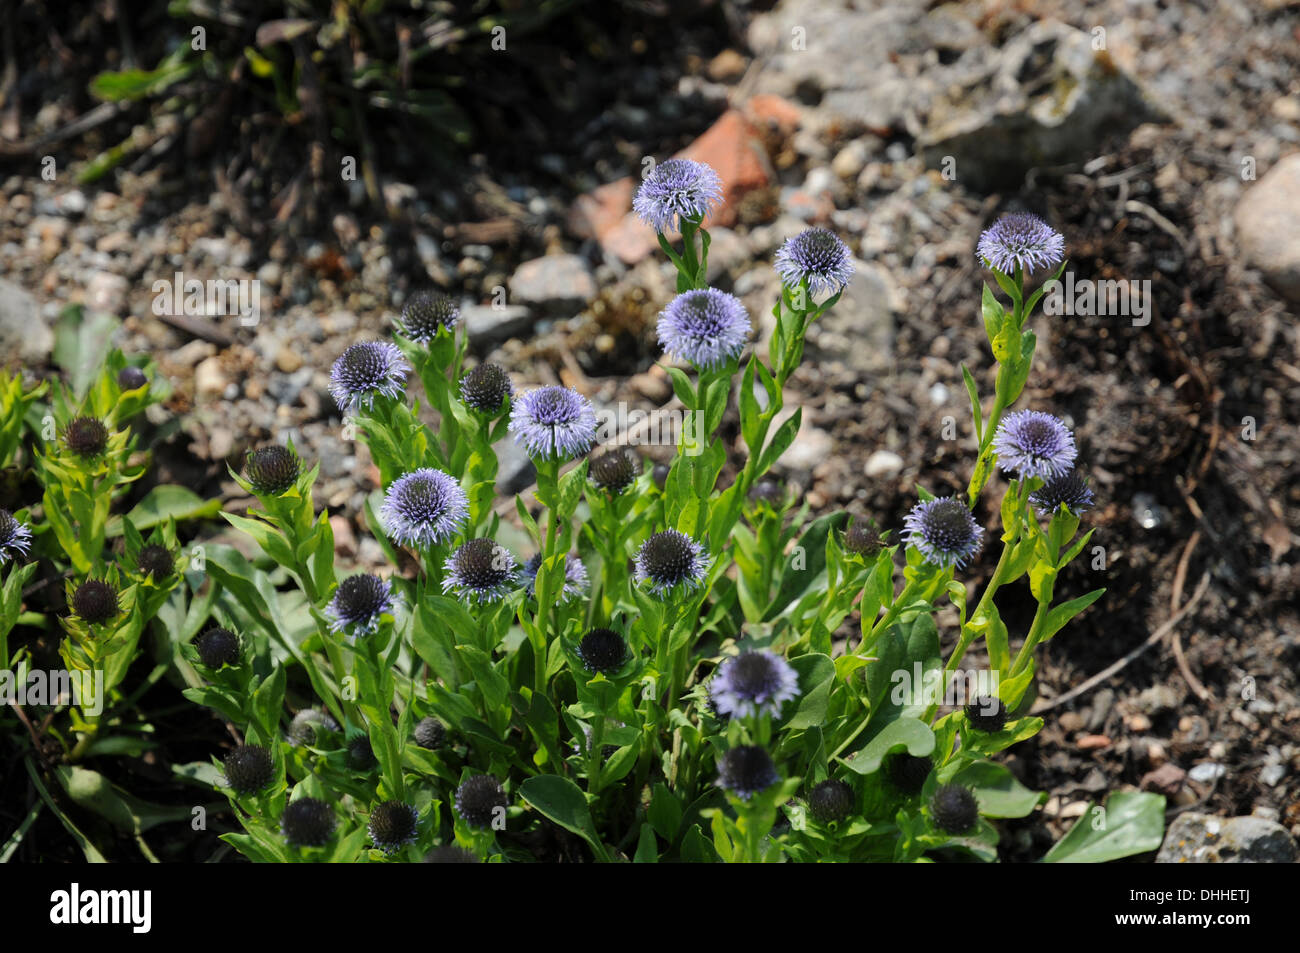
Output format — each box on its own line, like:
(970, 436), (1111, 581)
(329, 341), (410, 413)
(992, 410), (1077, 480)
(774, 227), (854, 297)
(710, 650), (800, 719)
(442, 538), (518, 604)
(634, 529), (710, 598)
(633, 158), (723, 233)
(1030, 470), (1095, 516)
(380, 468), (468, 549)
(976, 213), (1065, 274)
(657, 288), (751, 371)
(902, 497), (984, 569)
(326, 573), (399, 637)
(522, 552), (589, 603)
(508, 386), (598, 461)
(0, 510), (32, 566)
(716, 745), (781, 800)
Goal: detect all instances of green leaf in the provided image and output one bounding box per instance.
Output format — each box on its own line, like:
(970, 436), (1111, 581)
(1042, 791), (1166, 863)
(1041, 588), (1106, 641)
(761, 510), (846, 622)
(950, 760), (1042, 818)
(666, 366), (696, 408)
(519, 775), (610, 862)
(841, 717), (934, 775)
(108, 485), (222, 537)
(782, 653), (836, 730)
(960, 363), (982, 442)
(52, 306), (120, 399)
(758, 407), (802, 474)
(633, 823), (659, 863)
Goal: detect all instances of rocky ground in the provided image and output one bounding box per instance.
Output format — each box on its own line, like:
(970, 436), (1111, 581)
(2, 0), (1299, 861)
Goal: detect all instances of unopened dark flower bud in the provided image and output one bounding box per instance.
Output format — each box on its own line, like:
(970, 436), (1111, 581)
(65, 417), (108, 458)
(455, 775), (507, 829)
(72, 580), (118, 624)
(459, 363), (513, 414)
(223, 745), (273, 794)
(117, 366), (148, 391)
(930, 784), (979, 834)
(137, 543), (175, 580)
(347, 735), (377, 771)
(633, 529), (709, 598)
(964, 695), (1008, 733)
(716, 745), (781, 799)
(325, 573), (398, 637)
(244, 445), (301, 496)
(281, 797), (336, 847)
(196, 627), (240, 668)
(749, 480), (785, 508)
(577, 627), (629, 675)
(368, 800), (419, 853)
(397, 289), (460, 342)
(886, 753), (932, 794)
(287, 709), (339, 747)
(843, 519), (882, 556)
(809, 778), (855, 824)
(652, 463), (670, 490)
(414, 716), (445, 750)
(589, 447), (640, 493)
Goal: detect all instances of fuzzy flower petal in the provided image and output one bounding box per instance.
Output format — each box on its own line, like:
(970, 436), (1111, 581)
(329, 341), (410, 414)
(633, 158), (723, 232)
(902, 497), (983, 569)
(657, 288), (751, 371)
(976, 213), (1065, 274)
(442, 539), (519, 605)
(633, 529), (710, 598)
(508, 386), (599, 461)
(521, 552), (589, 603)
(0, 510), (33, 566)
(380, 468), (469, 549)
(774, 227), (854, 297)
(991, 410), (1077, 480)
(1029, 470), (1095, 516)
(326, 574), (400, 638)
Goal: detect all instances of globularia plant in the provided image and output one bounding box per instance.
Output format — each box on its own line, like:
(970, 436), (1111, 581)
(200, 163), (1164, 862)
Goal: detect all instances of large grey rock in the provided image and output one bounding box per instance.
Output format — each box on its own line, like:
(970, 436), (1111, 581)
(0, 279), (54, 365)
(1235, 153), (1300, 303)
(462, 304), (534, 347)
(918, 21), (1168, 192)
(804, 260), (895, 375)
(1156, 812), (1298, 864)
(507, 254), (596, 312)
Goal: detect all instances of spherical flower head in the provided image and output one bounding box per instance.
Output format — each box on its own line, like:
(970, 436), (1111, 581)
(521, 552), (588, 603)
(287, 709), (339, 747)
(748, 479), (785, 509)
(634, 529), (710, 598)
(0, 510), (33, 566)
(459, 363), (513, 414)
(577, 627), (629, 675)
(72, 580), (118, 624)
(992, 410), (1077, 480)
(589, 446), (640, 493)
(809, 779), (855, 824)
(902, 497), (983, 569)
(414, 716), (446, 750)
(716, 745), (781, 800)
(368, 800), (419, 854)
(380, 468), (468, 549)
(195, 627), (240, 668)
(976, 212), (1065, 274)
(633, 157), (723, 232)
(137, 543), (175, 580)
(509, 386), (598, 461)
(964, 695), (1008, 733)
(325, 573), (398, 637)
(281, 797), (336, 848)
(843, 519), (882, 557)
(244, 445), (301, 496)
(1030, 470), (1095, 516)
(347, 735), (377, 771)
(886, 753), (932, 794)
(424, 846), (480, 863)
(116, 366), (148, 391)
(709, 650), (801, 719)
(396, 289), (459, 343)
(442, 538), (519, 604)
(64, 417), (108, 458)
(329, 341), (410, 413)
(455, 775), (507, 829)
(930, 784), (979, 835)
(222, 745), (273, 795)
(657, 288), (751, 371)
(774, 227), (854, 297)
